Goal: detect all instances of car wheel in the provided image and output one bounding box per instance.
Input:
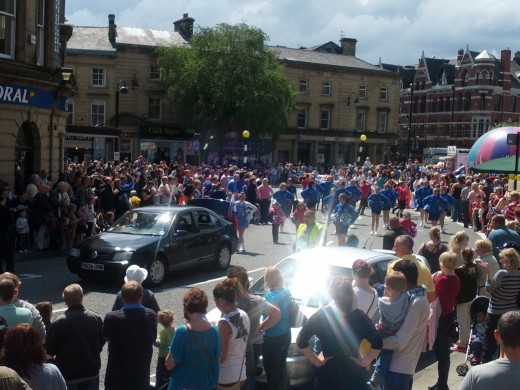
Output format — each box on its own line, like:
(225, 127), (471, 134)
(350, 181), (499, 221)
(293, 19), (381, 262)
(214, 245), (231, 270)
(148, 257), (167, 286)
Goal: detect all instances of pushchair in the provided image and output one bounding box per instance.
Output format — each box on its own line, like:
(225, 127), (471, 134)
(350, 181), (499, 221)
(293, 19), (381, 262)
(456, 296), (489, 376)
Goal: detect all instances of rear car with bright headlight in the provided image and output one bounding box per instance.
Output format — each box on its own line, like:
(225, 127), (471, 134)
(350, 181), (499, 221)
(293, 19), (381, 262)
(66, 206), (238, 286)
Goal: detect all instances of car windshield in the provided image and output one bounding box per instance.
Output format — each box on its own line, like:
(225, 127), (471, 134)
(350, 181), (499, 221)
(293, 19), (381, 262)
(106, 210), (175, 236)
(250, 258), (353, 308)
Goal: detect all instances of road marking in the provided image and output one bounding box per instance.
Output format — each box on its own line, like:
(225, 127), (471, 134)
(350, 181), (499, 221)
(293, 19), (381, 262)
(18, 274), (42, 280)
(326, 241), (335, 246)
(190, 266), (266, 287)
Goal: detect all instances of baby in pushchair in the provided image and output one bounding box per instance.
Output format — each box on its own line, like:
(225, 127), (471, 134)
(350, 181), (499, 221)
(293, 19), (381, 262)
(469, 309), (486, 365)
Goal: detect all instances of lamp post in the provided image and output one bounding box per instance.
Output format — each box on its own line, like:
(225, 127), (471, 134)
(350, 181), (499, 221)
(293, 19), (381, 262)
(406, 82), (414, 161)
(357, 134), (367, 163)
(115, 80), (129, 128)
(242, 130), (250, 166)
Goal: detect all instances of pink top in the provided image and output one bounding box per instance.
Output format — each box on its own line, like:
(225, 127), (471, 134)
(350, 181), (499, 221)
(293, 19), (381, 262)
(258, 185), (273, 200)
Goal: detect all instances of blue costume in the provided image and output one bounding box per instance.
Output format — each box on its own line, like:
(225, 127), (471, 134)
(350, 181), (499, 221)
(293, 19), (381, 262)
(233, 200), (256, 229)
(415, 186), (433, 210)
(367, 193), (390, 214)
(332, 202), (359, 235)
(301, 187), (319, 208)
(422, 194), (449, 221)
(345, 185), (362, 206)
(381, 189), (398, 210)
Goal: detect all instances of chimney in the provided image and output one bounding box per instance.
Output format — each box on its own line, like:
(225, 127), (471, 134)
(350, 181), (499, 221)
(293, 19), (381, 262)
(457, 48), (463, 65)
(108, 14), (116, 46)
(340, 38), (357, 56)
(501, 48), (512, 92)
(173, 13), (195, 41)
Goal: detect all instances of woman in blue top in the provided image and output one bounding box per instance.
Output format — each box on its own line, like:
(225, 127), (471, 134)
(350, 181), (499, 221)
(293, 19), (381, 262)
(301, 180), (319, 211)
(263, 266), (292, 390)
(367, 186), (389, 236)
(332, 193), (359, 246)
(166, 288), (222, 390)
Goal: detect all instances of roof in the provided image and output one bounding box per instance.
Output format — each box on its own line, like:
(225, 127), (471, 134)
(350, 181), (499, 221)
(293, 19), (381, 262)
(66, 26), (187, 56)
(66, 27), (116, 56)
(271, 46), (389, 72)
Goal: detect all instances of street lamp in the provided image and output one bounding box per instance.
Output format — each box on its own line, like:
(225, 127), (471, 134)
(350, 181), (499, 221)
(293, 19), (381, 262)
(406, 82), (414, 161)
(115, 80), (129, 128)
(357, 134), (367, 163)
(242, 130), (250, 165)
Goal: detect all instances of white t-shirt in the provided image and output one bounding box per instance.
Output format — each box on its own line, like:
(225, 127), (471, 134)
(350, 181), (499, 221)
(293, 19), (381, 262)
(353, 286), (378, 322)
(218, 308), (250, 384)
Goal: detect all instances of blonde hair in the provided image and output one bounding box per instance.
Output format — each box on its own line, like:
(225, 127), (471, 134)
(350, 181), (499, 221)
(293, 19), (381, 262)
(158, 310), (174, 327)
(429, 227), (441, 240)
(500, 248), (520, 270)
(449, 231), (469, 251)
(264, 266), (284, 290)
(385, 271), (406, 292)
(475, 238), (493, 253)
(439, 251), (458, 271)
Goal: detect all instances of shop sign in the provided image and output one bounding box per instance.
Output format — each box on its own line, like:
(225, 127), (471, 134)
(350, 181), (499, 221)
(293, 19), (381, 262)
(0, 83), (67, 111)
(65, 135), (93, 141)
(140, 125), (191, 140)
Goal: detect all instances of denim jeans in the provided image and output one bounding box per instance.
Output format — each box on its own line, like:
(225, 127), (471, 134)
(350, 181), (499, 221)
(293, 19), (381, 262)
(382, 371), (413, 390)
(66, 377), (100, 390)
(262, 331), (291, 390)
(245, 343), (262, 390)
(482, 313), (501, 363)
(433, 313), (455, 389)
(452, 198), (462, 222)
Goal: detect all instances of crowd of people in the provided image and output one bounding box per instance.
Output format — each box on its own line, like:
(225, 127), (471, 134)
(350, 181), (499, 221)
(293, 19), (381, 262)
(1, 156), (520, 389)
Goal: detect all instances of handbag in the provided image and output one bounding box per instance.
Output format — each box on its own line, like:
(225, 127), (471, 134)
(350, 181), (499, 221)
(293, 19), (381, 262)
(289, 296), (307, 327)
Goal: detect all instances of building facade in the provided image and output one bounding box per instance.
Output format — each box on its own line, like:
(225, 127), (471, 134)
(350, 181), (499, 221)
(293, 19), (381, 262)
(0, 0), (74, 192)
(389, 47), (520, 161)
(65, 13), (200, 165)
(275, 38), (401, 169)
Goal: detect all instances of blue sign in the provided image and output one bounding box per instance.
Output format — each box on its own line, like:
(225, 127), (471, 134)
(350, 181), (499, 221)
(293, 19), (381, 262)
(0, 83), (67, 111)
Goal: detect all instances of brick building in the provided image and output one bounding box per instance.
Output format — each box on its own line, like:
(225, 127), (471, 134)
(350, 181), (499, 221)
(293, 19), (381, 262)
(384, 46), (520, 161)
(0, 0), (74, 192)
(65, 14), (199, 164)
(275, 38), (401, 169)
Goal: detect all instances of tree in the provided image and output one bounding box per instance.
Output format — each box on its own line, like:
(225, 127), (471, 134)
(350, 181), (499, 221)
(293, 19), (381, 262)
(157, 23), (296, 146)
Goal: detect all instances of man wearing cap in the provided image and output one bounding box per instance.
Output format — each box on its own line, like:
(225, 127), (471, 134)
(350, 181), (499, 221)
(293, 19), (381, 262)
(488, 215), (520, 260)
(112, 265), (160, 313)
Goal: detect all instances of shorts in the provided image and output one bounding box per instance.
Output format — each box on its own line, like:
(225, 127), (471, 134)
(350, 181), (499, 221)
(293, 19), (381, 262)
(306, 202), (317, 209)
(335, 223), (350, 235)
(398, 200), (406, 209)
(428, 212), (440, 222)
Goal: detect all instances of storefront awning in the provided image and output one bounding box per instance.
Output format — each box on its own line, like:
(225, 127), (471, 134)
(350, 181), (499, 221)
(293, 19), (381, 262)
(66, 125), (121, 137)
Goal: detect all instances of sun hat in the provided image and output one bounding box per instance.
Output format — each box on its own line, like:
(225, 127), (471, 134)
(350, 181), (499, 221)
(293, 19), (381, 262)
(124, 265), (148, 284)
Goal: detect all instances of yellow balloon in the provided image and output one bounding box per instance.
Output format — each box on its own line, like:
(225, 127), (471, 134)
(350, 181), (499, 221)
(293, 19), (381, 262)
(360, 134), (367, 142)
(242, 130), (250, 139)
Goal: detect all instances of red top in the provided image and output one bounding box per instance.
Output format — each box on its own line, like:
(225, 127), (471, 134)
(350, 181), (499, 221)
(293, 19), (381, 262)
(435, 274), (460, 316)
(359, 182), (371, 199)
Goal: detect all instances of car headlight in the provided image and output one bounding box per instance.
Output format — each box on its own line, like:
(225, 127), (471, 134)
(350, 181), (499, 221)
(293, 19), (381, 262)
(113, 252), (134, 261)
(69, 248), (80, 257)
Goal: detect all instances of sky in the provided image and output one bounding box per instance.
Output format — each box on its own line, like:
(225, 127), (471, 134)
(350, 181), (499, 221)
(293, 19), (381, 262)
(65, 0), (520, 66)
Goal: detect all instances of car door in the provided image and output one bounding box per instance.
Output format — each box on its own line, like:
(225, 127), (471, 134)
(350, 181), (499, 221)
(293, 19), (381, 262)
(169, 212), (199, 267)
(192, 209), (220, 262)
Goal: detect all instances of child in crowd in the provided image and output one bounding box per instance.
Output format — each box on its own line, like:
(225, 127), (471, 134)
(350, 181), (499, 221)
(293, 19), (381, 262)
(322, 187), (338, 216)
(84, 195), (97, 237)
(35, 301), (53, 330)
(154, 310), (175, 389)
(469, 310), (486, 365)
(58, 217), (70, 256)
(15, 209), (29, 253)
(478, 201), (489, 233)
(291, 201), (307, 231)
(269, 201), (286, 244)
(67, 204), (78, 247)
(471, 200), (481, 232)
(369, 271), (410, 388)
(399, 211), (417, 238)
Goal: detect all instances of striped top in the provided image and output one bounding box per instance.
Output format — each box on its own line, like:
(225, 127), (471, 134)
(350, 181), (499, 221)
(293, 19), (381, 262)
(486, 269), (520, 314)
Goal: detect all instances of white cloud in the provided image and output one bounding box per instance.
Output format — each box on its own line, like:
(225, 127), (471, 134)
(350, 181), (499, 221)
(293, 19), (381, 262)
(65, 0), (520, 65)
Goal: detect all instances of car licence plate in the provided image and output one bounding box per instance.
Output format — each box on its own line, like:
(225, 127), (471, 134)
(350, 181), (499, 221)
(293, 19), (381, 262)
(81, 262), (104, 271)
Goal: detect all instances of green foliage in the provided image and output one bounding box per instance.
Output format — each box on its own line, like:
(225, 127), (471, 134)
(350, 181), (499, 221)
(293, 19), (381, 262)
(157, 23), (296, 140)
(492, 119), (520, 128)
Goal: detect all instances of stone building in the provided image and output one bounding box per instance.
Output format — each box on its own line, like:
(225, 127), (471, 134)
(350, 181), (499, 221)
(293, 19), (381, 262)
(274, 38), (401, 168)
(0, 0), (74, 192)
(384, 46), (520, 161)
(65, 14), (198, 164)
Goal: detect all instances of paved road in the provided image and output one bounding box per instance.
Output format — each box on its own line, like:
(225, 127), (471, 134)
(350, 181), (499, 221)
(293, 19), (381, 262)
(13, 207), (480, 389)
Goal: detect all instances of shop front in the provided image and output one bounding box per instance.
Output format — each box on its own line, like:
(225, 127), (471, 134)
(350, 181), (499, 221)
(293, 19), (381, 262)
(140, 124), (200, 165)
(65, 125), (121, 162)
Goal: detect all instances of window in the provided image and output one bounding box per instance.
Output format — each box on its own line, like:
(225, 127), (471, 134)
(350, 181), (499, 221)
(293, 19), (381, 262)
(175, 213), (194, 233)
(148, 98), (161, 120)
(378, 112), (388, 133)
(67, 100), (74, 125)
(320, 110), (330, 130)
(91, 68), (106, 87)
(299, 80), (308, 93)
(359, 85), (367, 99)
(511, 96), (517, 112)
(480, 93), (486, 110)
(379, 87), (388, 101)
(194, 210), (214, 231)
(356, 112), (367, 131)
(322, 82), (331, 96)
(91, 101), (105, 126)
(464, 93), (471, 111)
(0, 1), (16, 59)
(36, 0), (45, 66)
(297, 108), (307, 128)
(150, 66), (161, 80)
(494, 94), (502, 111)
